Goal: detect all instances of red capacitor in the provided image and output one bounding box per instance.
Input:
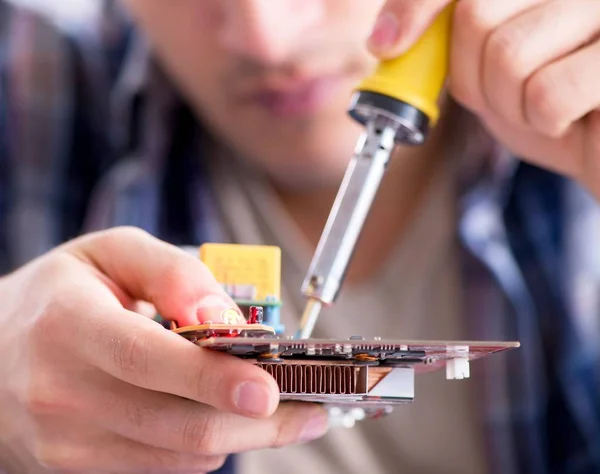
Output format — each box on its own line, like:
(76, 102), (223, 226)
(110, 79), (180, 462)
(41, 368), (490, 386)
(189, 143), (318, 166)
(248, 306), (264, 324)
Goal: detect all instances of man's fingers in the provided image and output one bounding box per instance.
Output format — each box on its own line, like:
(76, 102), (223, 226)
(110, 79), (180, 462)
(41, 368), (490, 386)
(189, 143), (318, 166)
(65, 227), (240, 326)
(368, 0), (452, 59)
(33, 419), (228, 473)
(70, 374), (328, 455)
(38, 268), (278, 417)
(36, 402), (327, 472)
(524, 38), (600, 137)
(449, 0), (544, 113)
(130, 300), (158, 318)
(74, 310), (279, 416)
(481, 0), (600, 127)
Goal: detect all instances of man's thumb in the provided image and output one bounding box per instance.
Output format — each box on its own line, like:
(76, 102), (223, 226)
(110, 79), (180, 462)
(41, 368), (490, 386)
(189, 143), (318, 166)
(367, 0), (453, 59)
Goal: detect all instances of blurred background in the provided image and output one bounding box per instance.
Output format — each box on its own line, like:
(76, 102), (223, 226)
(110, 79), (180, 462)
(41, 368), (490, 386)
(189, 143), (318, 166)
(6, 0), (101, 26)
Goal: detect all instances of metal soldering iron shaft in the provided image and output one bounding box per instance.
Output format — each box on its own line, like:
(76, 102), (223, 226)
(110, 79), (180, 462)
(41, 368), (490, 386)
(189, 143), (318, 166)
(296, 298), (322, 339)
(297, 115), (398, 338)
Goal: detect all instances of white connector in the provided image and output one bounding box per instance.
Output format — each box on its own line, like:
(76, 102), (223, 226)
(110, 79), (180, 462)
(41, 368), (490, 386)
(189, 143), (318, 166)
(446, 357), (470, 379)
(446, 346), (470, 380)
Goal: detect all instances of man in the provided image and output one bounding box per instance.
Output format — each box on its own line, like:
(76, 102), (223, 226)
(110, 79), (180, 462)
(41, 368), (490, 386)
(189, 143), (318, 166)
(1, 0), (599, 473)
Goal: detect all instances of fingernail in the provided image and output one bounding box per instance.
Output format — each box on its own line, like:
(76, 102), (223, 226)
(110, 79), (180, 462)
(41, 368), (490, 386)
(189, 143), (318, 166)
(368, 12), (400, 52)
(234, 382), (273, 416)
(196, 295), (242, 323)
(299, 412), (329, 443)
(221, 308), (246, 325)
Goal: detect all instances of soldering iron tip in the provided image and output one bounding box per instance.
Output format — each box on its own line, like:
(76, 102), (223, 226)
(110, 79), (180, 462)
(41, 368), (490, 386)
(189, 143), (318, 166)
(296, 298), (323, 339)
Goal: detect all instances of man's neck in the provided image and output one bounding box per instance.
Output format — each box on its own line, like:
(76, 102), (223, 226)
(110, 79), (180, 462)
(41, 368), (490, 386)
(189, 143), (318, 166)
(273, 124), (448, 285)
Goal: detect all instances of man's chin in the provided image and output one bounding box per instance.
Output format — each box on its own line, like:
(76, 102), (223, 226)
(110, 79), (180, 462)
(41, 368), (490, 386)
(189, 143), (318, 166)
(266, 164), (346, 192)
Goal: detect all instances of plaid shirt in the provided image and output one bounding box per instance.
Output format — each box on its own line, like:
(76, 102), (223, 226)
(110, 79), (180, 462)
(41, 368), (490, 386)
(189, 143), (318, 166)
(2, 3), (600, 473)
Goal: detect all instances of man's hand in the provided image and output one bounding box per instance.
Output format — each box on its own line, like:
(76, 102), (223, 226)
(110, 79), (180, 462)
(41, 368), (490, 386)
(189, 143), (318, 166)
(368, 0), (600, 196)
(0, 227), (328, 473)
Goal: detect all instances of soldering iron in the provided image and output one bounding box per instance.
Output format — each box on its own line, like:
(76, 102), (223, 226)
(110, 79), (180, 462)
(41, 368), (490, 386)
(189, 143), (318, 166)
(297, 4), (455, 339)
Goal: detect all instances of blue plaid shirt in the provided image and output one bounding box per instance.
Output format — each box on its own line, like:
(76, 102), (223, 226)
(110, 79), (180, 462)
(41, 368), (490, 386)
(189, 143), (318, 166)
(2, 3), (600, 473)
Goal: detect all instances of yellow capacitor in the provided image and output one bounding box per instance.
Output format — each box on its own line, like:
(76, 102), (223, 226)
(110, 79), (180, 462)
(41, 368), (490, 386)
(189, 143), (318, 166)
(199, 243), (281, 302)
(348, 3), (455, 144)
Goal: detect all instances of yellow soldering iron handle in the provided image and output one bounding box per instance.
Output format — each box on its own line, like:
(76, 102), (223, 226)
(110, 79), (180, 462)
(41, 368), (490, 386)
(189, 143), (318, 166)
(348, 2), (456, 145)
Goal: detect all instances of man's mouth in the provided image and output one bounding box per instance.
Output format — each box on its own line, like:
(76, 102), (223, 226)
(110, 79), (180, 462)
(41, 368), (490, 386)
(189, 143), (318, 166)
(250, 74), (351, 118)
(232, 53), (369, 117)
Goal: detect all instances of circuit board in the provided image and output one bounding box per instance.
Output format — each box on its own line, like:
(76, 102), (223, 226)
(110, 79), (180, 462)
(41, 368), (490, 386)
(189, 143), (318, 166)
(174, 322), (520, 425)
(196, 336), (519, 374)
(172, 243), (521, 426)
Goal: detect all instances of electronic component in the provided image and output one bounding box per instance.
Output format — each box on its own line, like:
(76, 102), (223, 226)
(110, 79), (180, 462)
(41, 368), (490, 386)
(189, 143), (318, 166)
(171, 319), (275, 340)
(199, 243), (284, 333)
(248, 305), (264, 324)
(172, 313), (519, 425)
(172, 243), (520, 427)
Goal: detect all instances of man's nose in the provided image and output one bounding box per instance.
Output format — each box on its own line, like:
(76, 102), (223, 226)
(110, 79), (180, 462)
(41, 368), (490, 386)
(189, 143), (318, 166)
(218, 0), (325, 64)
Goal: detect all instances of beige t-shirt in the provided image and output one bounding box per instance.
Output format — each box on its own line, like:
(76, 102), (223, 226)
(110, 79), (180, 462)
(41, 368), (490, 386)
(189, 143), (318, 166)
(208, 152), (487, 474)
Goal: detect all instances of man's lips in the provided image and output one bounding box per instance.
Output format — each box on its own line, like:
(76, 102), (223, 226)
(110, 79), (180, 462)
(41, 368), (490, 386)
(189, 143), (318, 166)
(247, 75), (350, 118)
